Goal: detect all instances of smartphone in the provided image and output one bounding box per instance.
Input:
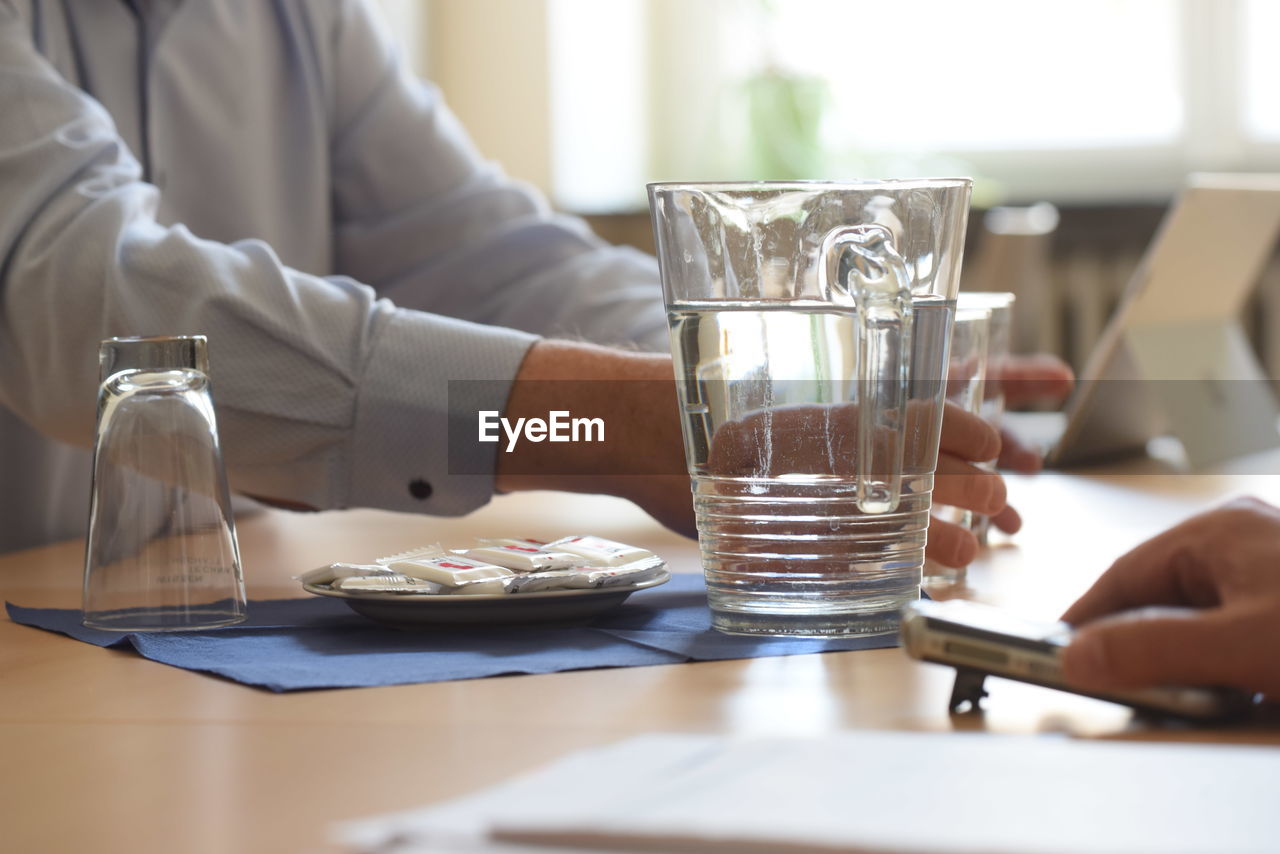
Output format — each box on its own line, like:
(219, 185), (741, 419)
(901, 598), (1251, 721)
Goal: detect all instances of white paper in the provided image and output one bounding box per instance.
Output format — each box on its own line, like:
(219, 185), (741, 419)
(337, 731), (1280, 854)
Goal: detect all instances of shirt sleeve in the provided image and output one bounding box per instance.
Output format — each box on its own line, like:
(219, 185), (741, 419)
(326, 0), (670, 354)
(0, 3), (537, 517)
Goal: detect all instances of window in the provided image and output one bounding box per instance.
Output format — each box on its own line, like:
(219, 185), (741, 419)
(1243, 0), (1280, 140)
(751, 0), (1182, 151)
(546, 0), (1280, 210)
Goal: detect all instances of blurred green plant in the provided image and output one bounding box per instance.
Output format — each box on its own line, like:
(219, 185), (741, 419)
(742, 67), (831, 179)
(720, 0), (997, 201)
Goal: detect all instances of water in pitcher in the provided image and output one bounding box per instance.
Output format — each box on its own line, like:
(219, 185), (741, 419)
(668, 297), (954, 636)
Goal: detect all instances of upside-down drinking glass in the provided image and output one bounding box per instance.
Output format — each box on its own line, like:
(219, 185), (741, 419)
(83, 335), (246, 631)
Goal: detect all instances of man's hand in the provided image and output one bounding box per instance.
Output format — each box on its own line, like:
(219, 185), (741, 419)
(1060, 497), (1280, 698)
(698, 398), (1004, 568)
(926, 353), (1075, 565)
(928, 403), (1005, 566)
(992, 353), (1075, 473)
(497, 341), (1011, 566)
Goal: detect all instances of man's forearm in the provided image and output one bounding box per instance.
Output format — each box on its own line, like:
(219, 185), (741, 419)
(494, 339), (685, 494)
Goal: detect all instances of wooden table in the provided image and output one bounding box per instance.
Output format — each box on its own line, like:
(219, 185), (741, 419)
(4, 454), (1280, 853)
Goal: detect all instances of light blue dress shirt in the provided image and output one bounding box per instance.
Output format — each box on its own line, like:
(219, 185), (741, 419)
(0, 0), (668, 552)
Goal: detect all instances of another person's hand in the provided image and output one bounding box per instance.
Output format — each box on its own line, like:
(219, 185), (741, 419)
(1060, 497), (1280, 698)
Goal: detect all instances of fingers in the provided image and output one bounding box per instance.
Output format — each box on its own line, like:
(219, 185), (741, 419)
(926, 518), (979, 568)
(1060, 546), (1184, 627)
(1059, 501), (1266, 625)
(996, 427), (1043, 473)
(1061, 606), (1259, 693)
(990, 503), (1022, 534)
(938, 401), (1001, 463)
(993, 354), (1075, 407)
(933, 455), (1006, 515)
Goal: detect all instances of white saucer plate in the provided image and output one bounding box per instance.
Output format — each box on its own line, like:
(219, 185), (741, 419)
(303, 568), (670, 629)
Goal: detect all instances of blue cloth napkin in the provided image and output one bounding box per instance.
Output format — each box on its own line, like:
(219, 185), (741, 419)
(5, 574), (904, 692)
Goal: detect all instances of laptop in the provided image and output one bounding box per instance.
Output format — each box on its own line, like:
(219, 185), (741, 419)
(1046, 173), (1280, 468)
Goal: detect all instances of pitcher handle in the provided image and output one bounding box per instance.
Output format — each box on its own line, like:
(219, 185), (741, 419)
(821, 225), (913, 514)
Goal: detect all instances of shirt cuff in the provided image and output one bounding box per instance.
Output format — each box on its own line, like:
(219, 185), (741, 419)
(346, 307), (538, 515)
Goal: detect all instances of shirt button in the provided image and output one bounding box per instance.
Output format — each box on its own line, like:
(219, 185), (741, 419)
(408, 479), (433, 500)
